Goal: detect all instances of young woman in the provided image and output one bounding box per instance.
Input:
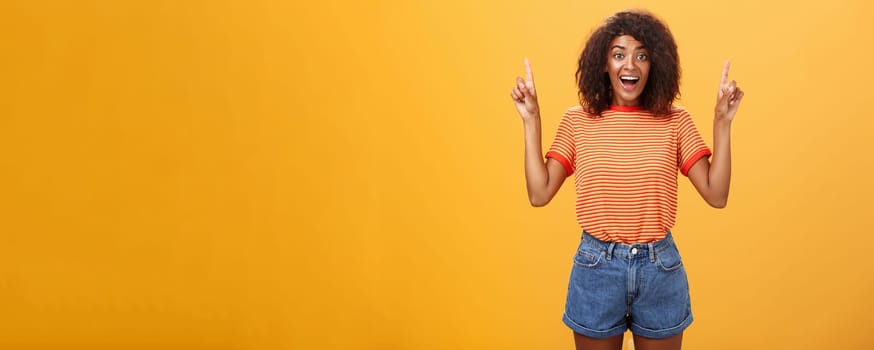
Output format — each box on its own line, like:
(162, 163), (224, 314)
(509, 10), (744, 350)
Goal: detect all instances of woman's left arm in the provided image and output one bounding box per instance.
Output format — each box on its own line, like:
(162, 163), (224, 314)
(687, 60), (745, 208)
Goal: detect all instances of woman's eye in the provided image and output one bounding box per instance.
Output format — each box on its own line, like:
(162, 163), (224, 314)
(613, 53), (624, 60)
(637, 54), (648, 61)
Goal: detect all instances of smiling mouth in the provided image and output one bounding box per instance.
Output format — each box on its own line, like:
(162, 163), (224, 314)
(620, 76), (639, 90)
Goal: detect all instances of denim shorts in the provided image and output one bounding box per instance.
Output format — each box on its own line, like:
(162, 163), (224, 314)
(562, 230), (693, 339)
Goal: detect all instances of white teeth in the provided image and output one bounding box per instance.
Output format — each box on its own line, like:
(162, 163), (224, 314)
(620, 76), (639, 81)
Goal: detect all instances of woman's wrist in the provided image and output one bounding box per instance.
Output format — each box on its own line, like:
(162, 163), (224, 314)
(522, 113), (542, 126)
(713, 117), (732, 129)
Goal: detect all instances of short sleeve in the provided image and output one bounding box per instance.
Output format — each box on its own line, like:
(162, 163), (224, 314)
(676, 108), (712, 176)
(545, 109), (576, 176)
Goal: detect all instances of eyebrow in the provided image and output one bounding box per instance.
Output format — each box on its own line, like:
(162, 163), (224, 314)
(611, 45), (647, 50)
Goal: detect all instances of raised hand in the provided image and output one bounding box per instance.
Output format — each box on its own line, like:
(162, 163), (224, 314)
(510, 58), (540, 121)
(715, 60), (745, 122)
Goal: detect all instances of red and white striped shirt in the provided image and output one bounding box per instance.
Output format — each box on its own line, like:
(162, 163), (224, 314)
(546, 105), (711, 243)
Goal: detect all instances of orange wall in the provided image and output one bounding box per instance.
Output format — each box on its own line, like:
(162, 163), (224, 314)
(1, 1), (872, 349)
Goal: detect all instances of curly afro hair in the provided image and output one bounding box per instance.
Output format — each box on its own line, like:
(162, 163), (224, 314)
(576, 10), (680, 117)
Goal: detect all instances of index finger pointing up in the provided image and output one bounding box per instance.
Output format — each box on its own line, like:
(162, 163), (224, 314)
(720, 60), (731, 86)
(525, 58), (534, 82)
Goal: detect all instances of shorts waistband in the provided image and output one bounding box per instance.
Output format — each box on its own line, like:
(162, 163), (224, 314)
(581, 230), (677, 261)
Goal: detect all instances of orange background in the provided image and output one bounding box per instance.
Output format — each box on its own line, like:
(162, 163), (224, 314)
(1, 0), (872, 349)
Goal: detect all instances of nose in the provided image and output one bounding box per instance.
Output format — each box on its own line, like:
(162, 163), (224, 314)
(623, 56), (635, 70)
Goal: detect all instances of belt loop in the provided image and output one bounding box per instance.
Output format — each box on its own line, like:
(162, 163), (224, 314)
(648, 242), (656, 262)
(606, 242), (616, 260)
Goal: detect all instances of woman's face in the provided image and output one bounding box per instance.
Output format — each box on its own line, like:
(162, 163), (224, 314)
(605, 35), (650, 106)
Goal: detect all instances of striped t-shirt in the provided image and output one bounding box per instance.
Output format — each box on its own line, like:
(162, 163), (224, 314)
(545, 104), (711, 243)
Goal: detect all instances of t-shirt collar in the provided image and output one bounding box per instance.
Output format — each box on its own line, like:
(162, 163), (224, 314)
(609, 105), (644, 112)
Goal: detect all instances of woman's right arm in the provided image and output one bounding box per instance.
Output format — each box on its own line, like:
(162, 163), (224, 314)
(511, 59), (568, 207)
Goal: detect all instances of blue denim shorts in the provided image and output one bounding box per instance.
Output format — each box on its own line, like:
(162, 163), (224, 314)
(562, 230), (693, 339)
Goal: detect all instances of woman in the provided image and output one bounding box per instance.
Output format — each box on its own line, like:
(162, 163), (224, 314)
(509, 10), (744, 350)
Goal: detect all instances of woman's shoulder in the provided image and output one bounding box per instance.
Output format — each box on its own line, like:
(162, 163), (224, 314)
(669, 105), (693, 120)
(563, 105), (595, 118)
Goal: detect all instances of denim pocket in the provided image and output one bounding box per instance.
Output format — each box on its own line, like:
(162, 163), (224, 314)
(573, 245), (605, 269)
(655, 246), (684, 272)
